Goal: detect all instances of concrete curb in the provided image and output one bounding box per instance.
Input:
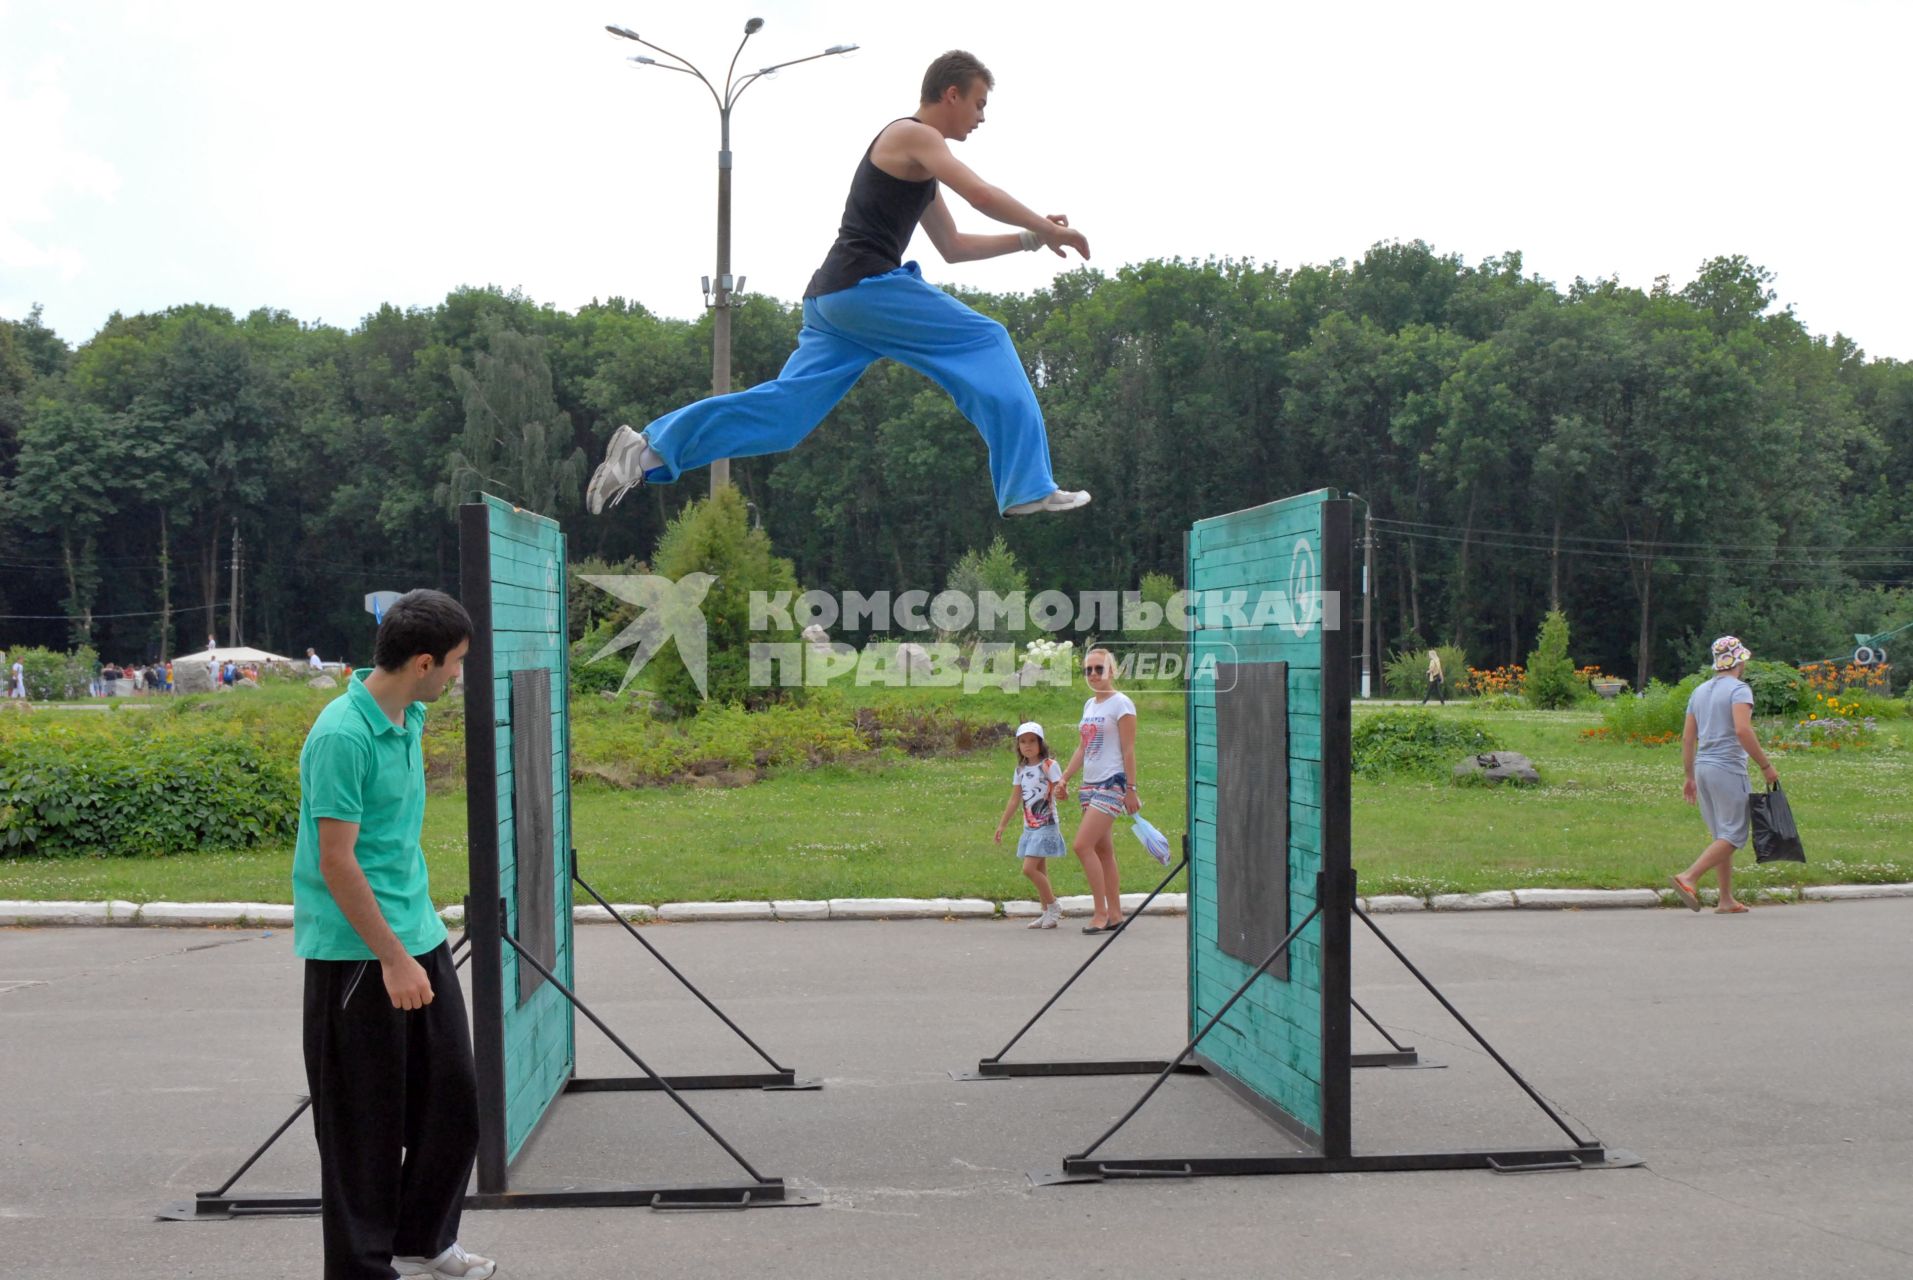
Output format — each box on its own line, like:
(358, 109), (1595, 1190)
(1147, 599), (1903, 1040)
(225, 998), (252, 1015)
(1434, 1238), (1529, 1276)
(4, 883), (1911, 929)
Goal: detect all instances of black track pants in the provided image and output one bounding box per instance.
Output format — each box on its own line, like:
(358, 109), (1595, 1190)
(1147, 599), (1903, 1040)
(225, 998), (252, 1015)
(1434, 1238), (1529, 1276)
(303, 942), (479, 1280)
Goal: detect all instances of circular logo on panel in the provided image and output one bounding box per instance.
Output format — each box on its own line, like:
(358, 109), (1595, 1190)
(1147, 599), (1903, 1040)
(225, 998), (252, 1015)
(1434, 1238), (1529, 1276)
(1288, 536), (1318, 638)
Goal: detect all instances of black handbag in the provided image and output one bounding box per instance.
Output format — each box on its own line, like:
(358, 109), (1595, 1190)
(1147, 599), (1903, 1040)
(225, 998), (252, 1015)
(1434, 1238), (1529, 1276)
(1750, 781), (1806, 863)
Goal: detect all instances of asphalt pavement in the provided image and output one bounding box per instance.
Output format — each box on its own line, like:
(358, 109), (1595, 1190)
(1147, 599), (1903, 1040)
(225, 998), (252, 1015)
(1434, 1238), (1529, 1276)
(2, 902), (1908, 1279)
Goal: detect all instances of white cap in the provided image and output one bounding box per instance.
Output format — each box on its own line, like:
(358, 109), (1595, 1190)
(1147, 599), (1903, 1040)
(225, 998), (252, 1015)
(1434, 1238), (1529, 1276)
(1015, 721), (1045, 740)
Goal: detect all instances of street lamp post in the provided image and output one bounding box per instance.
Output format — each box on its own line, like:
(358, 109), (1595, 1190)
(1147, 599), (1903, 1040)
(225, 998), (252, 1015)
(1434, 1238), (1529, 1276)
(606, 20), (858, 496)
(1345, 491), (1375, 699)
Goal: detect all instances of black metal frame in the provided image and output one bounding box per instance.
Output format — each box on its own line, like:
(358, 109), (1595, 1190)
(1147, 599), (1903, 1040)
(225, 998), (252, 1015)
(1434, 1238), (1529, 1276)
(163, 503), (815, 1221)
(1023, 495), (1635, 1186)
(455, 501), (808, 1211)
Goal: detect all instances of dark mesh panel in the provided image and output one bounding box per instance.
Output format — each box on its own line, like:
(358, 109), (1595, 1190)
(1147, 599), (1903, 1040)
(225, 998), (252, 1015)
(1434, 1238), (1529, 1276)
(1215, 661), (1289, 973)
(511, 668), (555, 1005)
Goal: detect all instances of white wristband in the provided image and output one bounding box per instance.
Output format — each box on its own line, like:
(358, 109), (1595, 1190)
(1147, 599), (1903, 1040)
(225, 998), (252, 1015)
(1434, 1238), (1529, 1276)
(1018, 229), (1041, 252)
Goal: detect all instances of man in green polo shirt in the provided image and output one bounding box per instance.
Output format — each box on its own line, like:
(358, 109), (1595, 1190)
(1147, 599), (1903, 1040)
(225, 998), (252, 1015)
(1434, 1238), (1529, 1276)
(293, 588), (496, 1280)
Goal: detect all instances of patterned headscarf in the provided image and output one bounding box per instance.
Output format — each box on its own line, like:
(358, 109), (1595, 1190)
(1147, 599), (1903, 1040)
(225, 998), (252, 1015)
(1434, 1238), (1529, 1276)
(1711, 635), (1752, 672)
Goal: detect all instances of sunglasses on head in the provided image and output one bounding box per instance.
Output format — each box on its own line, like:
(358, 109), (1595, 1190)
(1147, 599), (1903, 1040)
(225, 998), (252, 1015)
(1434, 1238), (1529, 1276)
(1084, 664), (1107, 675)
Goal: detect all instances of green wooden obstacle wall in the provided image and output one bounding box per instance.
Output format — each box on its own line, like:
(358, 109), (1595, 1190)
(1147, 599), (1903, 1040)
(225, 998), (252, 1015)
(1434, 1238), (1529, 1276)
(1186, 489), (1353, 1151)
(461, 495), (577, 1183)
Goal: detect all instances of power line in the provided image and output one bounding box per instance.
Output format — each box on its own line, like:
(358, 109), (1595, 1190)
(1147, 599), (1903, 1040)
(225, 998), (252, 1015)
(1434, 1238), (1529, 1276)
(1371, 522), (1911, 570)
(0, 602), (219, 621)
(1370, 524), (1912, 589)
(1370, 514), (1911, 558)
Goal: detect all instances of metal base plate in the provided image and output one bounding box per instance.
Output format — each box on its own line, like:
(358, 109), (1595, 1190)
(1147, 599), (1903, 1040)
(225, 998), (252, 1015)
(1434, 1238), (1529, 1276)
(953, 1059), (1203, 1082)
(565, 1071), (820, 1093)
(1041, 1146), (1644, 1185)
(1351, 1050), (1445, 1070)
(163, 1180), (814, 1221)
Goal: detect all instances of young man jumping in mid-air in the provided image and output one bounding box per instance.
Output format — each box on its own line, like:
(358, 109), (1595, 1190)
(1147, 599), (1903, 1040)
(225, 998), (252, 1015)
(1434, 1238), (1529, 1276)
(586, 49), (1092, 519)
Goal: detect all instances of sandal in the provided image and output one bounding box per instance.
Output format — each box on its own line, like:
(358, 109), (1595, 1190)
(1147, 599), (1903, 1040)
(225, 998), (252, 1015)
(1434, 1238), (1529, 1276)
(1668, 876), (1701, 912)
(1715, 902), (1751, 914)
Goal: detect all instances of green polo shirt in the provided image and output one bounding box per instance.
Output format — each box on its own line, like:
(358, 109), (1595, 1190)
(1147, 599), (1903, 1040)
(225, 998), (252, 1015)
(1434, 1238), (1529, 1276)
(291, 669), (449, 960)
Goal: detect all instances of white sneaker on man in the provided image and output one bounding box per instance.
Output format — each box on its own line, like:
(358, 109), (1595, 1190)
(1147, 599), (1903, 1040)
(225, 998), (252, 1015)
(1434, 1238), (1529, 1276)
(585, 425), (661, 515)
(1004, 489), (1092, 517)
(393, 1242), (496, 1278)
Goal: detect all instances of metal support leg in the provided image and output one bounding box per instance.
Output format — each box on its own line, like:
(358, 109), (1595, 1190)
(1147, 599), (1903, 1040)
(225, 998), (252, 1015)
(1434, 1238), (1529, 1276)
(955, 852), (1189, 1081)
(571, 867), (815, 1091)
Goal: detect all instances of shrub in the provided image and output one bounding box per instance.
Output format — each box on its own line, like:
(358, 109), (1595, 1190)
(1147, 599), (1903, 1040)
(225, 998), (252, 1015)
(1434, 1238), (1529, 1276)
(1523, 610), (1580, 710)
(1600, 672), (1707, 743)
(570, 616), (630, 697)
(1352, 710), (1501, 778)
(1384, 645), (1469, 699)
(1742, 659), (1809, 717)
(0, 720), (298, 857)
(1132, 571), (1184, 646)
(1820, 690), (1907, 720)
(648, 486), (801, 716)
(943, 535), (1033, 649)
(5, 644), (100, 701)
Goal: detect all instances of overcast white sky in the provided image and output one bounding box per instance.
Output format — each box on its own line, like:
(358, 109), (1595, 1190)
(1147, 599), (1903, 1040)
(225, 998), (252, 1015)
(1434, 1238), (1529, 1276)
(4, 0), (1909, 358)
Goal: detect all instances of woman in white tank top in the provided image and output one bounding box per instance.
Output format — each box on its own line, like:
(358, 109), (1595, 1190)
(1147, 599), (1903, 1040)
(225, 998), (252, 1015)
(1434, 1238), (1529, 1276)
(1059, 648), (1139, 933)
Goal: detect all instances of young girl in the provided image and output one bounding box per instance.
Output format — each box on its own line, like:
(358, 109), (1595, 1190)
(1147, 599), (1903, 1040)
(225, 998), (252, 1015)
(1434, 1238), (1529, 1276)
(994, 721), (1067, 929)
(1061, 647), (1139, 933)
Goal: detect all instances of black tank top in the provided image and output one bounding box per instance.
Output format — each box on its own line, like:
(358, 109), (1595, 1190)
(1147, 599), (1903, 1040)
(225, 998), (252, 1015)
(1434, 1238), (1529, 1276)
(805, 119), (939, 298)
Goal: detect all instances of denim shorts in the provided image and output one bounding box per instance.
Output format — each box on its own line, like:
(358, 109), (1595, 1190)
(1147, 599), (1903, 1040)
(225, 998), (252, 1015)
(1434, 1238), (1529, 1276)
(1017, 823), (1067, 858)
(1079, 773), (1128, 818)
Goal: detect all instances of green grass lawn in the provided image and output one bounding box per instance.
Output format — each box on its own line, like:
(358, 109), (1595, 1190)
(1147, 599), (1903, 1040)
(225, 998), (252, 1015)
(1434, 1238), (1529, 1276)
(3, 695), (1908, 906)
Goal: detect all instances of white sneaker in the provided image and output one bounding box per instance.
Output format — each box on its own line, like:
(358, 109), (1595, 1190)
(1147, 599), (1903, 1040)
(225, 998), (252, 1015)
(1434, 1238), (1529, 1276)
(394, 1242), (496, 1279)
(1004, 489), (1092, 517)
(585, 424), (657, 514)
(1026, 902), (1062, 929)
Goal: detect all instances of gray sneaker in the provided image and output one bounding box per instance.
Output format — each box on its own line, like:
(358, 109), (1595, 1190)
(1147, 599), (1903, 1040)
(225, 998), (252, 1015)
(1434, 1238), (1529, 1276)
(586, 425), (656, 515)
(1004, 489), (1092, 517)
(1026, 902), (1062, 929)
(394, 1242), (496, 1278)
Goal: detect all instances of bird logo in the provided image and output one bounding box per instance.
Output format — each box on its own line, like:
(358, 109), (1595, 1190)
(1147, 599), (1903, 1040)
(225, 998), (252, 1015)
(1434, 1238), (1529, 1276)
(580, 573), (717, 698)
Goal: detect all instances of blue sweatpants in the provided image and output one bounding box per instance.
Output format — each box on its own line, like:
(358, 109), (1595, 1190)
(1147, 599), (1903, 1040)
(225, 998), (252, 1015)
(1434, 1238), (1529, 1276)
(640, 263), (1059, 513)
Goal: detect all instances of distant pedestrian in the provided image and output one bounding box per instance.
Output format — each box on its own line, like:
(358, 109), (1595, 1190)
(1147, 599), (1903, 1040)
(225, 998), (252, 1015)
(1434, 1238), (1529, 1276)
(8, 658), (24, 699)
(1669, 636), (1779, 916)
(308, 647), (324, 671)
(994, 721), (1066, 929)
(1420, 649), (1446, 705)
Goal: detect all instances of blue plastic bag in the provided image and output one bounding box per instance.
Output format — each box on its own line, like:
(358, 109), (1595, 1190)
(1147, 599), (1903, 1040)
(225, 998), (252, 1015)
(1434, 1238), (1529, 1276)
(1131, 813), (1172, 867)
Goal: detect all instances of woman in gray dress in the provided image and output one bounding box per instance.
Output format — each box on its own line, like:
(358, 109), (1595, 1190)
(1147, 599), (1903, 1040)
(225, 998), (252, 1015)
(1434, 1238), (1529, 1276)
(1670, 636), (1780, 914)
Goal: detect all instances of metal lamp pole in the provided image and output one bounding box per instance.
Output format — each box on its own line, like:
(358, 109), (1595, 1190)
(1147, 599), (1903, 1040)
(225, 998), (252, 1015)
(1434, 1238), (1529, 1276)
(1345, 491), (1374, 699)
(606, 20), (858, 495)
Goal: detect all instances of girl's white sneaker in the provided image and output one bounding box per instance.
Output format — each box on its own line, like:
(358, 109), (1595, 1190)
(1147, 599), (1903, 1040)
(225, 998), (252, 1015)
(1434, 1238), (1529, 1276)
(1026, 903), (1063, 929)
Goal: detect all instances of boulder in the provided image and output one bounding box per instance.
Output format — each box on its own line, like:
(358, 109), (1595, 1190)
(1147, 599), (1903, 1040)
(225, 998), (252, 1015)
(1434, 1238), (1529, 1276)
(173, 662), (216, 694)
(801, 622), (832, 653)
(308, 675), (339, 689)
(895, 642), (933, 677)
(1454, 751), (1540, 785)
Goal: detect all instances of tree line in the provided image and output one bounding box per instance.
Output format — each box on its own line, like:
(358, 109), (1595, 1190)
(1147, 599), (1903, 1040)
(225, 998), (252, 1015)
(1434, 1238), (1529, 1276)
(2, 241), (1909, 688)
